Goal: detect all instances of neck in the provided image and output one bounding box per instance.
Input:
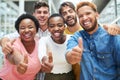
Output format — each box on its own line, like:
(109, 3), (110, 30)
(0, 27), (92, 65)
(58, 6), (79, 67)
(40, 25), (48, 32)
(67, 22), (80, 33)
(22, 40), (35, 54)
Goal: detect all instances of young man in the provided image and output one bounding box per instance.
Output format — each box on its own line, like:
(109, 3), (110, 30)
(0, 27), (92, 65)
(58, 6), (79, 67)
(59, 1), (83, 35)
(59, 2), (120, 80)
(66, 1), (120, 80)
(59, 2), (83, 80)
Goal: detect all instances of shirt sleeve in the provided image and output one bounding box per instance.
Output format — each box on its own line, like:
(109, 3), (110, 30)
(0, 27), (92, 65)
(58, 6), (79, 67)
(4, 31), (19, 39)
(66, 32), (80, 53)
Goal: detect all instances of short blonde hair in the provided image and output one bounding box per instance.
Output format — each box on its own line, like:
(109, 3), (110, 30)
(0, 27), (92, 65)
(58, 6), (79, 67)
(76, 1), (97, 12)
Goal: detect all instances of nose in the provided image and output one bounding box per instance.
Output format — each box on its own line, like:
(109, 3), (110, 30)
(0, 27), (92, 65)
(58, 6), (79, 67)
(25, 28), (29, 32)
(66, 12), (71, 18)
(82, 15), (88, 20)
(41, 12), (44, 17)
(54, 26), (59, 30)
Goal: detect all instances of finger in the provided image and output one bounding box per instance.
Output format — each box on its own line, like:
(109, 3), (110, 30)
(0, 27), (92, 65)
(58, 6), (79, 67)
(48, 51), (53, 63)
(17, 65), (26, 74)
(42, 62), (53, 73)
(103, 24), (108, 30)
(42, 56), (48, 64)
(23, 54), (28, 64)
(78, 37), (83, 50)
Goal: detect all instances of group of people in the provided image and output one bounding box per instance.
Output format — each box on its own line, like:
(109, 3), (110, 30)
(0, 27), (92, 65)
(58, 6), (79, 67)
(0, 1), (120, 80)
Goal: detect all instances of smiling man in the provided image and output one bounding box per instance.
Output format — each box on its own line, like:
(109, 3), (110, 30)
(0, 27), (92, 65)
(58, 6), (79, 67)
(66, 1), (120, 80)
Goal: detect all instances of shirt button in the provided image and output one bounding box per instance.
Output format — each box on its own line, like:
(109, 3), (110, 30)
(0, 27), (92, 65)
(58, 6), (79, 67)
(93, 78), (96, 80)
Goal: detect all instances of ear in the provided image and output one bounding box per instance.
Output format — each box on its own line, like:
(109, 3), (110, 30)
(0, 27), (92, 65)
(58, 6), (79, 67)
(95, 12), (99, 19)
(48, 27), (51, 32)
(33, 12), (35, 16)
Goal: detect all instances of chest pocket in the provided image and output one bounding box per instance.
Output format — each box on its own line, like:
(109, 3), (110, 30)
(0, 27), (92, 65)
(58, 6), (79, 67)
(97, 52), (114, 66)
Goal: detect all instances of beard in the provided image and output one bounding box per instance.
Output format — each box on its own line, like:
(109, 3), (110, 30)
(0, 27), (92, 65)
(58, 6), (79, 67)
(80, 18), (97, 32)
(65, 16), (77, 27)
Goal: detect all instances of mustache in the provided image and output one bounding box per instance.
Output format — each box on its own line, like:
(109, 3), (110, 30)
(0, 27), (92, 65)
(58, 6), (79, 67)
(66, 16), (73, 20)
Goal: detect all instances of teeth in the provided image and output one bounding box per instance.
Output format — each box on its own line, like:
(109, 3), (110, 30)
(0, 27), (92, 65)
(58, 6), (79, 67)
(24, 33), (31, 38)
(84, 21), (90, 26)
(54, 33), (60, 37)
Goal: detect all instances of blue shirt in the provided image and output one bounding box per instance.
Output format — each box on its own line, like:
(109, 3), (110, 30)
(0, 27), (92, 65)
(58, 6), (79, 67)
(67, 26), (120, 80)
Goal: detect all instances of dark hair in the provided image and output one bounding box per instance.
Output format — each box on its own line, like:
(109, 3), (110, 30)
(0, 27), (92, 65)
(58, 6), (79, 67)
(47, 13), (65, 26)
(33, 1), (49, 12)
(15, 13), (40, 33)
(59, 1), (75, 15)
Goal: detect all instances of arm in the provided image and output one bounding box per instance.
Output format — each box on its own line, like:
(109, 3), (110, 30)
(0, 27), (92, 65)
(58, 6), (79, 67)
(66, 38), (83, 64)
(6, 47), (28, 74)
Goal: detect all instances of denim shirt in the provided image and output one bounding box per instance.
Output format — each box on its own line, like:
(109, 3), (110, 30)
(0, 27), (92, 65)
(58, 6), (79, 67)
(67, 26), (120, 80)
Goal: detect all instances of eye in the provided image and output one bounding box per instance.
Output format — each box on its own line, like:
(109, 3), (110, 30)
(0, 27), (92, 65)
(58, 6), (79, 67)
(19, 26), (25, 30)
(62, 12), (67, 16)
(43, 11), (48, 14)
(58, 23), (64, 27)
(69, 9), (74, 13)
(29, 25), (34, 29)
(49, 24), (54, 28)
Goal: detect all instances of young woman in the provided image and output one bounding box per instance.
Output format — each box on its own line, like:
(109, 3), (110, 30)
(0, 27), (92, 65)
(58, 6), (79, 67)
(0, 13), (41, 80)
(38, 13), (75, 80)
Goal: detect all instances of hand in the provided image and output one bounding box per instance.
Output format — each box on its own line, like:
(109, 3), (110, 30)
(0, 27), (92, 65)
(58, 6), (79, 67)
(2, 38), (15, 55)
(66, 37), (83, 64)
(41, 52), (53, 73)
(17, 55), (28, 74)
(103, 24), (120, 35)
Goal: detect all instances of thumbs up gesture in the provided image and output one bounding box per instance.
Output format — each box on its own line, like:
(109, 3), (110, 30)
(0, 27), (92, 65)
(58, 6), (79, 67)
(41, 51), (53, 73)
(66, 37), (83, 64)
(17, 55), (28, 74)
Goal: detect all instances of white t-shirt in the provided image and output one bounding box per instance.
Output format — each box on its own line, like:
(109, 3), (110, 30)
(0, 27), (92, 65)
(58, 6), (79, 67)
(38, 35), (72, 74)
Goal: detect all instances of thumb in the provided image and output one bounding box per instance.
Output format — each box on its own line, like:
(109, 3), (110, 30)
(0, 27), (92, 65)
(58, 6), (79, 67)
(78, 37), (83, 50)
(48, 51), (53, 63)
(23, 54), (28, 64)
(11, 39), (16, 45)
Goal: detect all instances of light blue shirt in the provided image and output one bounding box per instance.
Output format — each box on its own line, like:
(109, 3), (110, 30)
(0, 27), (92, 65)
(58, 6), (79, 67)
(67, 26), (120, 80)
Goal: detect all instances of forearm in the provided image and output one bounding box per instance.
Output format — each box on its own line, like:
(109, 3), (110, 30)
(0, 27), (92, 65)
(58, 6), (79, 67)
(6, 53), (16, 65)
(6, 51), (23, 65)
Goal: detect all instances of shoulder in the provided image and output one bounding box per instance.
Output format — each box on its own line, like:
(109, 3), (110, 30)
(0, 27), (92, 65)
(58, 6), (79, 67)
(4, 31), (19, 39)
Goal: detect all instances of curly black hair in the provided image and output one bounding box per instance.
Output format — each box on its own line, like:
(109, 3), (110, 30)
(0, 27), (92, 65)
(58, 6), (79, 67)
(15, 13), (40, 33)
(47, 13), (65, 27)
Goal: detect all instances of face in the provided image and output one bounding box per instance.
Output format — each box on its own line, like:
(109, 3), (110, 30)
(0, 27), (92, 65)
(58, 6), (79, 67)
(48, 16), (65, 43)
(77, 6), (98, 33)
(19, 19), (37, 42)
(61, 6), (77, 27)
(33, 7), (49, 27)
